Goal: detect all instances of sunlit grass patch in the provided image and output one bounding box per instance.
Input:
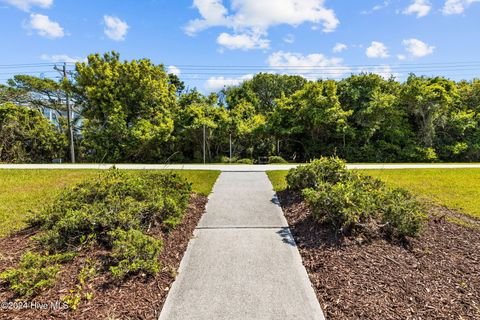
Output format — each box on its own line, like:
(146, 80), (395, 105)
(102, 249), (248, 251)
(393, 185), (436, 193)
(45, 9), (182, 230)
(0, 169), (220, 237)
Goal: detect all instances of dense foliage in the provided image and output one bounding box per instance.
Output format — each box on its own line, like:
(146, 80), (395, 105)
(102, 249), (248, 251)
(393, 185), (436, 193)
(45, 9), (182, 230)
(1, 51), (480, 163)
(1, 170), (192, 297)
(74, 52), (179, 162)
(287, 157), (425, 238)
(0, 103), (66, 163)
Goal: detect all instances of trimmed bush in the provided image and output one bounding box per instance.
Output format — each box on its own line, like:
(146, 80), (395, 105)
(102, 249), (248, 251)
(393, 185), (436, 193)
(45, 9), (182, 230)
(268, 156), (288, 164)
(220, 156), (237, 163)
(381, 188), (426, 237)
(302, 174), (384, 234)
(286, 156), (349, 191)
(288, 157), (425, 238)
(236, 158), (253, 164)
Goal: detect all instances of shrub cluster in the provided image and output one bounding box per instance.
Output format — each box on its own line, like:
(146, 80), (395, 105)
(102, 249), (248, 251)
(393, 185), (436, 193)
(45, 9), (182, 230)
(1, 170), (192, 297)
(268, 156), (288, 164)
(236, 158), (253, 164)
(286, 157), (350, 190)
(220, 156), (237, 163)
(287, 157), (425, 238)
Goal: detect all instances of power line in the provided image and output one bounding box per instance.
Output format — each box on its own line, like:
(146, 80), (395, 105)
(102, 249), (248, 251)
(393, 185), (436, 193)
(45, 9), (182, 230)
(0, 62), (76, 67)
(2, 60), (480, 69)
(174, 61), (480, 68)
(0, 60), (479, 83)
(0, 71), (59, 75)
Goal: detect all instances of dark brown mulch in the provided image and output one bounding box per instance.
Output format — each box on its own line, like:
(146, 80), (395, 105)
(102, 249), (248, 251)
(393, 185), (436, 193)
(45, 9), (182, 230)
(0, 194), (207, 320)
(277, 190), (480, 320)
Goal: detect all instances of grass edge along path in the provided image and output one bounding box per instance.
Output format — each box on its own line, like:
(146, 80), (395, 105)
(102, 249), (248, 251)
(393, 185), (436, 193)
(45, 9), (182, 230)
(267, 168), (480, 220)
(0, 169), (220, 238)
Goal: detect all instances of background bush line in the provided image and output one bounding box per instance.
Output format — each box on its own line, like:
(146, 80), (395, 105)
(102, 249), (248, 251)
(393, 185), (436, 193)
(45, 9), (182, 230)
(1, 51), (480, 163)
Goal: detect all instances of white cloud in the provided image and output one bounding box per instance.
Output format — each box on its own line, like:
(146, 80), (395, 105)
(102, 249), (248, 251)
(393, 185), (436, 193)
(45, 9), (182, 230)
(3, 0), (52, 11)
(217, 32), (269, 50)
(442, 0), (480, 15)
(28, 13), (64, 38)
(397, 54), (407, 60)
(402, 38), (435, 58)
(185, 0), (229, 34)
(366, 41), (389, 58)
(205, 74), (254, 91)
(361, 1), (390, 14)
(332, 43), (347, 53)
(186, 0), (339, 50)
(267, 51), (350, 80)
(403, 0), (432, 18)
(103, 15), (129, 41)
(40, 54), (86, 63)
(359, 65), (400, 80)
(283, 33), (295, 44)
(167, 65), (181, 76)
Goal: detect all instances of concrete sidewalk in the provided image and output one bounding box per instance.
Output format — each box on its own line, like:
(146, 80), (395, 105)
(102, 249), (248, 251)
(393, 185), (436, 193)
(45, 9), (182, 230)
(158, 172), (324, 320)
(1, 163), (480, 171)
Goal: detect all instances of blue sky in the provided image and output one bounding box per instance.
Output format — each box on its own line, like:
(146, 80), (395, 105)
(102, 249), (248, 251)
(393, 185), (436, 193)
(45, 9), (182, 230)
(0, 0), (479, 91)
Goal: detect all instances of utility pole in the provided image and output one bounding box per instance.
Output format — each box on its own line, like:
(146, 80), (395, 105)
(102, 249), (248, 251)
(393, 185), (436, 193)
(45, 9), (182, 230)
(229, 133), (232, 163)
(54, 63), (75, 163)
(203, 124), (206, 164)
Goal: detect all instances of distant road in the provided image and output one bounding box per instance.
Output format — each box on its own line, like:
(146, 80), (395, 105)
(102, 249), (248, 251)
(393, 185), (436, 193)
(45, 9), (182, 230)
(1, 163), (480, 171)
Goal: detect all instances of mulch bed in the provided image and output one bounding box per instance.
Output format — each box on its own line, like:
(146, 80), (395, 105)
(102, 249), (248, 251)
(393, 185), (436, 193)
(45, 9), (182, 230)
(0, 194), (207, 320)
(277, 190), (480, 320)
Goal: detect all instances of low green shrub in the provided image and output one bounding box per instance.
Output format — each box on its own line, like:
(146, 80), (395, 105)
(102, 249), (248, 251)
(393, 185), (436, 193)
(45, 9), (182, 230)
(62, 259), (97, 310)
(288, 157), (425, 238)
(268, 156), (288, 164)
(2, 169), (192, 297)
(302, 174), (384, 234)
(31, 170), (191, 251)
(286, 156), (349, 190)
(220, 156), (237, 163)
(0, 252), (75, 297)
(236, 158), (253, 164)
(109, 228), (163, 278)
(381, 188), (426, 237)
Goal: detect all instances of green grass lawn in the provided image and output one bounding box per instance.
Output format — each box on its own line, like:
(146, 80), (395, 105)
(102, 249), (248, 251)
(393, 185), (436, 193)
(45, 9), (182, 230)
(0, 169), (220, 237)
(267, 171), (290, 192)
(267, 169), (480, 220)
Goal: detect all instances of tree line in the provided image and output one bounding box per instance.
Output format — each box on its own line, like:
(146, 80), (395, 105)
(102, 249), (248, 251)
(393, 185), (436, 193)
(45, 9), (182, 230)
(1, 51), (479, 163)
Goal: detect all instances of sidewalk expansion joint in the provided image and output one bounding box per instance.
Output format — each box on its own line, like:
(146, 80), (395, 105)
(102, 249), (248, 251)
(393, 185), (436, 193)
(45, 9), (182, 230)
(195, 226), (289, 230)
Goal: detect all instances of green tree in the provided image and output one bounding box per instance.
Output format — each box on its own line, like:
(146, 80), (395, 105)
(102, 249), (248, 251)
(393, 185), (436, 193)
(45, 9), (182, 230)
(399, 75), (457, 153)
(223, 73), (308, 114)
(0, 84), (29, 105)
(74, 52), (178, 162)
(174, 90), (230, 162)
(0, 103), (66, 163)
(337, 74), (412, 162)
(458, 79), (480, 113)
(228, 101), (267, 159)
(271, 81), (351, 160)
(6, 75), (68, 115)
